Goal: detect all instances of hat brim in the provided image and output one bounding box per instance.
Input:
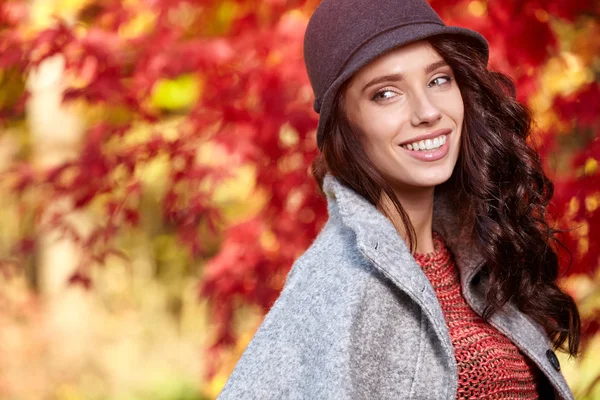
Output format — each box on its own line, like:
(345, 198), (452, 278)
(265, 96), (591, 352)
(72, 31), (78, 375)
(315, 22), (488, 151)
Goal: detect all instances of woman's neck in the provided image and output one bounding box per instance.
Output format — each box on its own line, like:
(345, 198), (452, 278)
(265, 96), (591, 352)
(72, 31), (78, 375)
(378, 185), (435, 254)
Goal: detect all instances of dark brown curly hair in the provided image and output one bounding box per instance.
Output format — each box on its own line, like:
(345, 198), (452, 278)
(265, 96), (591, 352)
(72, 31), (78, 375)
(311, 34), (581, 357)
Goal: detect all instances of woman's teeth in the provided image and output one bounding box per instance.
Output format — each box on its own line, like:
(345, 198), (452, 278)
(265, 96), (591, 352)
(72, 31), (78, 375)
(401, 134), (447, 151)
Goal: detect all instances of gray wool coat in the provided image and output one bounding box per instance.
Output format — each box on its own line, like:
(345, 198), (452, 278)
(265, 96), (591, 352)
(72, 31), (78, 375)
(218, 173), (575, 400)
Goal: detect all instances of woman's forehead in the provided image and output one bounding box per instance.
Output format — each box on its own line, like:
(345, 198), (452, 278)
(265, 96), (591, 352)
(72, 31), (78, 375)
(350, 40), (444, 85)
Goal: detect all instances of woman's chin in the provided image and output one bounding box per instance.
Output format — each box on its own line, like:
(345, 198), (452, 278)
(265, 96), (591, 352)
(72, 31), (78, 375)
(391, 166), (455, 189)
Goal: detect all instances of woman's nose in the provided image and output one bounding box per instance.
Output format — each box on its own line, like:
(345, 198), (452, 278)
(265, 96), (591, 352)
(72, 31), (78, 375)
(410, 92), (442, 126)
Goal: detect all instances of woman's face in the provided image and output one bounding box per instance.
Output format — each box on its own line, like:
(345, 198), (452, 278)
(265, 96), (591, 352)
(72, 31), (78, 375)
(343, 40), (464, 191)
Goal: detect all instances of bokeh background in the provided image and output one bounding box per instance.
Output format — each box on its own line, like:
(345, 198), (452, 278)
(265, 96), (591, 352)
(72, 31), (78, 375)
(0, 0), (598, 399)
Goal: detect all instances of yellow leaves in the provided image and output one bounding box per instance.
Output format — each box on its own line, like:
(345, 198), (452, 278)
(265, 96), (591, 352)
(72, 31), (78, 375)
(137, 154), (170, 201)
(584, 157), (598, 176)
(563, 199), (590, 255)
(56, 0), (88, 14)
(195, 140), (228, 166)
(564, 191), (598, 258)
(211, 164), (256, 205)
(529, 18), (598, 131)
(285, 188), (305, 214)
(215, 1), (238, 27)
(585, 193), (600, 213)
(575, 157), (599, 179)
(151, 74), (204, 112)
(561, 272), (597, 303)
(167, 2), (200, 31)
(578, 236), (589, 257)
(81, 102), (134, 129)
(553, 17), (600, 67)
(557, 334), (600, 400)
(530, 52), (592, 114)
(118, 10), (157, 39)
(30, 0), (158, 37)
(122, 0), (142, 8)
(277, 153), (304, 175)
(260, 228), (279, 253)
(557, 52), (595, 93)
(575, 221), (589, 257)
(29, 0), (55, 29)
(208, 1), (240, 36)
(468, 1), (487, 17)
(279, 122), (299, 148)
(568, 196), (580, 219)
(29, 0), (91, 31)
(266, 50), (283, 66)
(153, 234), (187, 265)
(211, 164), (267, 223)
(528, 42), (594, 131)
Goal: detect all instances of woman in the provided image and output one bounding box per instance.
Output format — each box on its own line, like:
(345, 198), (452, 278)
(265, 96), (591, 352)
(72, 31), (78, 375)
(218, 0), (581, 398)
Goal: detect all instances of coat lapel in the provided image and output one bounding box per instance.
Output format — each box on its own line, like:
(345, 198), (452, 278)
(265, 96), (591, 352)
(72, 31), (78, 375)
(322, 173), (574, 400)
(322, 173), (457, 360)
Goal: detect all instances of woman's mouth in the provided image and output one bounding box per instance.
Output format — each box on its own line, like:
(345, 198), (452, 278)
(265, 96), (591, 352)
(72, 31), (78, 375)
(400, 134), (447, 151)
(399, 133), (451, 162)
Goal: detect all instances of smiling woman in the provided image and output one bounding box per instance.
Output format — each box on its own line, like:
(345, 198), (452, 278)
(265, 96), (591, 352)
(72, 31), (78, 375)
(218, 0), (581, 399)
(343, 41), (464, 215)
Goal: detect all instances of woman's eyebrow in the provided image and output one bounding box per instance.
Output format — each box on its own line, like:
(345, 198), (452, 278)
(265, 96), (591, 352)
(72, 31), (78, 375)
(362, 60), (449, 93)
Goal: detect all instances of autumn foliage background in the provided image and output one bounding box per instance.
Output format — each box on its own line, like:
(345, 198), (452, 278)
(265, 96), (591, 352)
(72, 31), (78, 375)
(0, 0), (598, 399)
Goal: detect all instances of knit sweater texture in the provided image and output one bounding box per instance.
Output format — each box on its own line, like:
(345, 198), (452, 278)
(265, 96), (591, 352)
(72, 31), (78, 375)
(414, 231), (541, 399)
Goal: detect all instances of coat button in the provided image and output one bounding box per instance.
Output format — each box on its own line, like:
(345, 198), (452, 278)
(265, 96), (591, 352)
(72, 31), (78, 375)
(546, 349), (560, 371)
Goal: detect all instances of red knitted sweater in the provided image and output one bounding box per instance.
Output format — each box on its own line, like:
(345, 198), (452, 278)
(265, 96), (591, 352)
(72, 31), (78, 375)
(414, 231), (541, 399)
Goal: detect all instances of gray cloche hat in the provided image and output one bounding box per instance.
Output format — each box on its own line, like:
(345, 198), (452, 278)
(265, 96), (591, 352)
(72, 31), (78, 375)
(303, 0), (489, 151)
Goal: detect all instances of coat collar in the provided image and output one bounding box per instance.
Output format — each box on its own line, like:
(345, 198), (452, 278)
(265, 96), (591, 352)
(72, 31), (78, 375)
(322, 172), (485, 291)
(322, 172), (483, 360)
(321, 172), (574, 400)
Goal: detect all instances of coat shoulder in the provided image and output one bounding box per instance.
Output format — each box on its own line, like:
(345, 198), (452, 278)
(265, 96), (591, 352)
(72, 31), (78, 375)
(218, 217), (421, 399)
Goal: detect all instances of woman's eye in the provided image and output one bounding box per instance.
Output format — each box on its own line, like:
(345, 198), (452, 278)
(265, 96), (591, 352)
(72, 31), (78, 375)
(372, 76), (452, 101)
(372, 89), (397, 101)
(429, 75), (452, 87)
